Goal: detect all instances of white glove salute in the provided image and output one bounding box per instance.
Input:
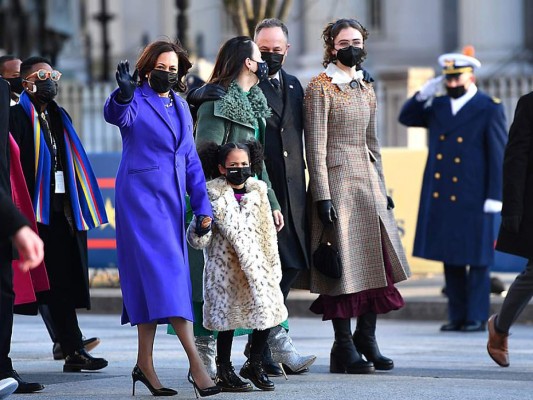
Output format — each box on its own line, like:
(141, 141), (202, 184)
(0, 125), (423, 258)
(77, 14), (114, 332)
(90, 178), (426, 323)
(483, 199), (502, 213)
(416, 75), (444, 101)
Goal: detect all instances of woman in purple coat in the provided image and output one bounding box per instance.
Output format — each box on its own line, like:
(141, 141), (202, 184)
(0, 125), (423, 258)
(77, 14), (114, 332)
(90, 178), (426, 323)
(104, 40), (220, 398)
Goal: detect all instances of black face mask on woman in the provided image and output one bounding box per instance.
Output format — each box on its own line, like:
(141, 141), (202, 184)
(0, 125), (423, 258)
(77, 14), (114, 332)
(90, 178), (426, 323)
(336, 46), (366, 68)
(446, 85), (467, 99)
(261, 52), (284, 75)
(225, 166), (252, 186)
(34, 79), (58, 103)
(149, 69), (178, 93)
(5, 77), (23, 95)
(254, 61), (269, 82)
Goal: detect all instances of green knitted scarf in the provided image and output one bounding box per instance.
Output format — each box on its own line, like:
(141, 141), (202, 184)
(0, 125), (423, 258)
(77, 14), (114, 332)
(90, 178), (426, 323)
(218, 80), (271, 126)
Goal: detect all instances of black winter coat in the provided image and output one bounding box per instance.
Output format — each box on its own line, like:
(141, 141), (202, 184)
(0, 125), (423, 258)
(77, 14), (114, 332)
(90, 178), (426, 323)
(496, 92), (533, 259)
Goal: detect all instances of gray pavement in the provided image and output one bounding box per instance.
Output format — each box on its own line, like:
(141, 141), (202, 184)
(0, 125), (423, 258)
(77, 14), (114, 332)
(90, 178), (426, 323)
(9, 313), (533, 399)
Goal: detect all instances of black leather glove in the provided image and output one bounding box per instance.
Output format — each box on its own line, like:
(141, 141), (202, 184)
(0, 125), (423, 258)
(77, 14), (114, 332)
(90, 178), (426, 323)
(502, 215), (521, 234)
(115, 60), (138, 103)
(317, 200), (338, 225)
(387, 196), (395, 210)
(195, 215), (212, 237)
(362, 68), (375, 83)
(186, 83), (226, 107)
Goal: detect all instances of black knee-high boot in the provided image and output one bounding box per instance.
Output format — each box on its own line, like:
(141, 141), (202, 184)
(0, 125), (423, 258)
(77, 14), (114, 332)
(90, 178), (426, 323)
(330, 318), (374, 374)
(353, 312), (394, 370)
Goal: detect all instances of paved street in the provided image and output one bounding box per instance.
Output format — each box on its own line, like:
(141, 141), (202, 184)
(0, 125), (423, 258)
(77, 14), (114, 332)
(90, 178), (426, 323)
(9, 314), (533, 399)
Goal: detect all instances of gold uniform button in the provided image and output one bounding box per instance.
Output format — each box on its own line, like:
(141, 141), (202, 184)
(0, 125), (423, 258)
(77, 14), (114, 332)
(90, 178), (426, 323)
(433, 192), (439, 198)
(452, 176), (458, 183)
(434, 172), (441, 179)
(457, 137), (463, 143)
(436, 153), (443, 160)
(454, 157), (461, 163)
(450, 195), (457, 201)
(440, 135), (445, 141)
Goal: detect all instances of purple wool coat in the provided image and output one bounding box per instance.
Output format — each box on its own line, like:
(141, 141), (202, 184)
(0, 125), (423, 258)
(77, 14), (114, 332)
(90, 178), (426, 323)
(104, 83), (212, 326)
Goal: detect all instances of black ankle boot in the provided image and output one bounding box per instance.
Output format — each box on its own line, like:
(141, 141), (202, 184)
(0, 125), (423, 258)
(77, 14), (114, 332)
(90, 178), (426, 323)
(240, 355), (275, 391)
(353, 313), (394, 371)
(215, 357), (252, 392)
(244, 340), (283, 376)
(330, 318), (375, 374)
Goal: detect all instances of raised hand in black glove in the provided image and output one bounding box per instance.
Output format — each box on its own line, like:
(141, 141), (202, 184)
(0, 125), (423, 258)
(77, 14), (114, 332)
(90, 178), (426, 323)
(196, 215), (212, 237)
(115, 60), (138, 103)
(387, 196), (395, 210)
(502, 215), (521, 234)
(362, 68), (375, 83)
(317, 200), (338, 225)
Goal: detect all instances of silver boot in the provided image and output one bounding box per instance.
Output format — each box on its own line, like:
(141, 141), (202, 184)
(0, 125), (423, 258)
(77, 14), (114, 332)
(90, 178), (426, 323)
(267, 326), (316, 373)
(195, 335), (217, 379)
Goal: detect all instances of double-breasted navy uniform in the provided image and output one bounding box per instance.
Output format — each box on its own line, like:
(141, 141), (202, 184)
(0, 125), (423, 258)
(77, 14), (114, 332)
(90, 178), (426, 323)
(399, 87), (507, 326)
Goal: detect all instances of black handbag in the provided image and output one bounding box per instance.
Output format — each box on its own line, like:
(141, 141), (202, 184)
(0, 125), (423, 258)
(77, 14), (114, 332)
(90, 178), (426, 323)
(313, 225), (342, 279)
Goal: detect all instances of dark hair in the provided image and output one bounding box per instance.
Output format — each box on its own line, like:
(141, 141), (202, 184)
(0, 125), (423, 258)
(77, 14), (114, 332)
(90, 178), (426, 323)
(322, 18), (369, 68)
(208, 36), (255, 89)
(20, 56), (52, 78)
(136, 40), (192, 93)
(254, 18), (289, 41)
(197, 140), (264, 180)
(0, 55), (18, 75)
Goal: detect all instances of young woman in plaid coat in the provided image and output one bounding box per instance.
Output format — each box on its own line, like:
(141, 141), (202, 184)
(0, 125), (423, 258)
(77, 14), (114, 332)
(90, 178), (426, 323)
(303, 18), (411, 375)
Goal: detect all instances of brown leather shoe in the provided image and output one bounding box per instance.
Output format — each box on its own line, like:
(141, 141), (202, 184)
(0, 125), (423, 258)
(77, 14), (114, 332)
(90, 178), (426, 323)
(487, 314), (509, 367)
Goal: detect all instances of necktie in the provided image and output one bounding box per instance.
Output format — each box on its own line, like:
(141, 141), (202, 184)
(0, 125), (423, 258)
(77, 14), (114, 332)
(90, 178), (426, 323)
(270, 78), (281, 94)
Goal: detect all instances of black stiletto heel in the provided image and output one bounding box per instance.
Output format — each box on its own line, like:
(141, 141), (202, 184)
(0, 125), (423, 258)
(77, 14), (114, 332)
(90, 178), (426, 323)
(132, 365), (177, 396)
(188, 370), (221, 398)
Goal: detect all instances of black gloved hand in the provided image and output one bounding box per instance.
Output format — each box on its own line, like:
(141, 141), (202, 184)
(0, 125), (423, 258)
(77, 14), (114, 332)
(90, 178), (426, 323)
(186, 83), (227, 107)
(317, 200), (338, 225)
(387, 196), (395, 210)
(196, 215), (212, 237)
(362, 68), (375, 83)
(502, 215), (521, 234)
(115, 60), (138, 103)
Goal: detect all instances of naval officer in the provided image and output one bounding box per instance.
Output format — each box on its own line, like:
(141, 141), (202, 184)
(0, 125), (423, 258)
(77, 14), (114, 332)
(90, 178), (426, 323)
(398, 49), (507, 332)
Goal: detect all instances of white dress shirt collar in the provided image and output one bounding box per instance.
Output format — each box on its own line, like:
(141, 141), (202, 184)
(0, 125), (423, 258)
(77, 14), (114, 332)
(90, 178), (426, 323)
(450, 83), (477, 115)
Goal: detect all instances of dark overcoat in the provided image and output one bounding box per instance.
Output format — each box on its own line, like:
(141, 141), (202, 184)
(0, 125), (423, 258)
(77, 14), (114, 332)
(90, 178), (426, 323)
(398, 90), (507, 266)
(10, 100), (90, 308)
(496, 92), (533, 259)
(259, 70), (309, 270)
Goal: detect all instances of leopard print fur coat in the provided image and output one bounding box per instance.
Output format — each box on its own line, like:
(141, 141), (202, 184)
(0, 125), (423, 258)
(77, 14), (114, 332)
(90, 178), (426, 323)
(187, 176), (287, 331)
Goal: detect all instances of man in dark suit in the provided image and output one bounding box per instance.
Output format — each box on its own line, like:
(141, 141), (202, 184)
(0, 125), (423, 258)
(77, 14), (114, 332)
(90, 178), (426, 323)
(487, 91), (533, 368)
(253, 18), (316, 375)
(0, 77), (44, 393)
(398, 50), (507, 333)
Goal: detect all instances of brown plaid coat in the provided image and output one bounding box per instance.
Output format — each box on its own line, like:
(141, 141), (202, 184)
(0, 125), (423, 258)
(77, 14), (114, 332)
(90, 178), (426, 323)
(303, 71), (410, 296)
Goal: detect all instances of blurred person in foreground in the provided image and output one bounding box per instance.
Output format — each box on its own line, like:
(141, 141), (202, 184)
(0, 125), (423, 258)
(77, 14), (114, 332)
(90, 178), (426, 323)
(398, 48), (507, 333)
(487, 91), (533, 368)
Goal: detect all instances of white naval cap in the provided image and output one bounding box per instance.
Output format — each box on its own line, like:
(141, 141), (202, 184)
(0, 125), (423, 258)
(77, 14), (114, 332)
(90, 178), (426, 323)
(438, 45), (481, 75)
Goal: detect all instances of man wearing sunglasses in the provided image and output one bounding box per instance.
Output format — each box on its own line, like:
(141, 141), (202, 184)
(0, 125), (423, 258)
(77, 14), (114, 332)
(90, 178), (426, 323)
(8, 57), (108, 374)
(398, 49), (507, 333)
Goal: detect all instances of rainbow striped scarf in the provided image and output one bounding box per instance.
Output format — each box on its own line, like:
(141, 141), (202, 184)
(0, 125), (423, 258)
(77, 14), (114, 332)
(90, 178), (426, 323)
(19, 92), (107, 231)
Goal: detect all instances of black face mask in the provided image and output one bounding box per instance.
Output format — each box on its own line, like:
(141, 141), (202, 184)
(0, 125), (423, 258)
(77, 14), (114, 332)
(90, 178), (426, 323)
(254, 61), (269, 82)
(446, 85), (467, 99)
(5, 77), (23, 95)
(336, 46), (366, 68)
(34, 79), (58, 103)
(149, 69), (178, 93)
(261, 52), (284, 75)
(225, 166), (252, 186)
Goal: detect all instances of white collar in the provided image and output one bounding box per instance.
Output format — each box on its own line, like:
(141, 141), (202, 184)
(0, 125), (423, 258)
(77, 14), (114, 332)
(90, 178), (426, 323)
(269, 71), (281, 81)
(325, 63), (364, 85)
(450, 83), (477, 115)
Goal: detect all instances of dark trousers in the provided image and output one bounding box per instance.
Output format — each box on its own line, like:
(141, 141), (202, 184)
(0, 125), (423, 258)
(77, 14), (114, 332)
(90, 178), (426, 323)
(0, 252), (14, 372)
(496, 259), (533, 333)
(279, 268), (300, 302)
(444, 264), (490, 323)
